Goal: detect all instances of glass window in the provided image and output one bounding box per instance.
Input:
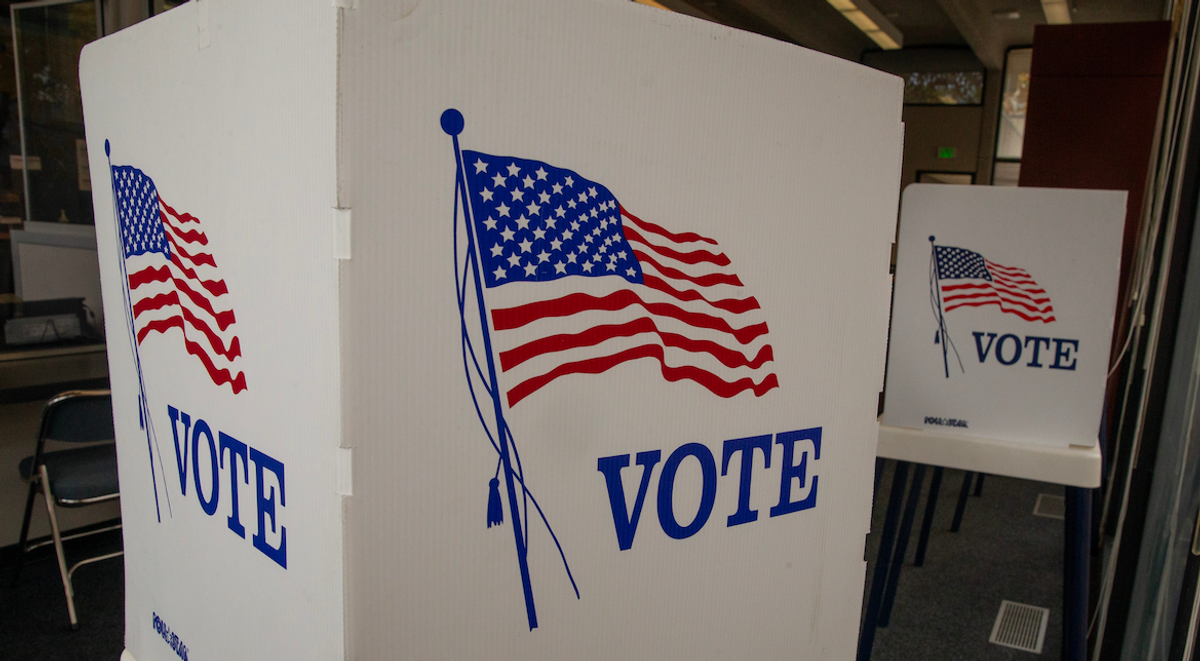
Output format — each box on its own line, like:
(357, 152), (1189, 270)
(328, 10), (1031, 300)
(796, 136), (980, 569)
(992, 161), (1021, 187)
(903, 71), (984, 105)
(995, 48), (1032, 161)
(12, 0), (100, 226)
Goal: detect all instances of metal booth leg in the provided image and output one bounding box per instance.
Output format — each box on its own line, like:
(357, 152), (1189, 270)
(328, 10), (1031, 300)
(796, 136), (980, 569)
(1063, 487), (1090, 661)
(879, 463), (926, 628)
(973, 472), (986, 497)
(913, 466), (943, 567)
(858, 460), (910, 661)
(950, 471), (974, 533)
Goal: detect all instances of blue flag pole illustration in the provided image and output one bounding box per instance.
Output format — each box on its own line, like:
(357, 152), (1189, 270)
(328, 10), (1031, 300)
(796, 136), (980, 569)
(105, 140), (169, 522)
(926, 236), (955, 379)
(443, 109), (539, 630)
(928, 235), (963, 379)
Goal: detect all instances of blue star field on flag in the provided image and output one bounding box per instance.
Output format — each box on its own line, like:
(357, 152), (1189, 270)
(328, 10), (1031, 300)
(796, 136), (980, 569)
(934, 245), (992, 281)
(113, 166), (171, 259)
(462, 151), (645, 288)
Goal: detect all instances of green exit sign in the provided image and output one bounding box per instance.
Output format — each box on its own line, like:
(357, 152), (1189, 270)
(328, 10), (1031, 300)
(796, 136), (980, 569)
(938, 147), (957, 159)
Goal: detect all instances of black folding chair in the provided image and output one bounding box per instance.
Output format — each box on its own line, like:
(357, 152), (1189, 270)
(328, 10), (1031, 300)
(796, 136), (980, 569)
(11, 390), (121, 630)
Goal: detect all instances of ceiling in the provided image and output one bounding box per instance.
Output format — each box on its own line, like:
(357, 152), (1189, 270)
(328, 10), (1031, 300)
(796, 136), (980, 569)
(654, 0), (1169, 69)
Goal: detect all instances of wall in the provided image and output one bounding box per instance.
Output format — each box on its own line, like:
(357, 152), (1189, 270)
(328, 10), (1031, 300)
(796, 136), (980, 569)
(900, 105), (983, 190)
(1019, 21), (1171, 309)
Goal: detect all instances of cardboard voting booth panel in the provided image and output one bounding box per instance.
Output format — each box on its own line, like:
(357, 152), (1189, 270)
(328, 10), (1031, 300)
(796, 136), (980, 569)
(882, 184), (1126, 449)
(81, 1), (903, 659)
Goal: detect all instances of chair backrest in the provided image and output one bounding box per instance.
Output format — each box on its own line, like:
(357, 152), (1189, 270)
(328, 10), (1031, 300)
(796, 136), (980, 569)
(39, 390), (115, 445)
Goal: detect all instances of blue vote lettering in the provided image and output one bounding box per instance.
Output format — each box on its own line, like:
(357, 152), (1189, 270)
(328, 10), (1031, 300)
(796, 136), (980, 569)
(597, 427), (821, 550)
(167, 405), (287, 569)
(972, 332), (1079, 370)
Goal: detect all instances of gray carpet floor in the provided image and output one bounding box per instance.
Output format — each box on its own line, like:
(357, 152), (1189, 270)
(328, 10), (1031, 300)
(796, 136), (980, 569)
(0, 463), (1067, 660)
(0, 527), (125, 661)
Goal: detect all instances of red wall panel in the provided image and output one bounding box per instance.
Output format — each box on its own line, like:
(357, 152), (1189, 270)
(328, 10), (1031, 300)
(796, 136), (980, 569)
(1019, 21), (1170, 307)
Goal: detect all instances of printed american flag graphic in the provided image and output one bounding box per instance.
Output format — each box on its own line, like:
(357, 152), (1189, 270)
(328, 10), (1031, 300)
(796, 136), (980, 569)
(934, 245), (1055, 322)
(463, 151), (778, 407)
(112, 166), (247, 393)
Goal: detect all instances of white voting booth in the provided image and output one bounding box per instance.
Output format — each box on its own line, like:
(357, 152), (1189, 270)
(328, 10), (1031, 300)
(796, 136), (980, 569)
(80, 1), (903, 659)
(865, 183), (1126, 661)
(881, 184), (1127, 482)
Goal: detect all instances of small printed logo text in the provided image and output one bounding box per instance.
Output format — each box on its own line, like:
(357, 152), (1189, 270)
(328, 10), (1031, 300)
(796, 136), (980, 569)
(152, 612), (188, 660)
(924, 416), (969, 428)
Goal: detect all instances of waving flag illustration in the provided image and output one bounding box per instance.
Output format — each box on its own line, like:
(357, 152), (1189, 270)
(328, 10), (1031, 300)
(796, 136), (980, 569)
(441, 109), (777, 631)
(111, 160), (246, 393)
(104, 140), (246, 522)
(928, 236), (1054, 377)
(461, 153), (778, 408)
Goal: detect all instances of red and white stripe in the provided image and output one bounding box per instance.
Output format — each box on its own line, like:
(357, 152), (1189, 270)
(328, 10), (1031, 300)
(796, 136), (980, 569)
(126, 196), (246, 393)
(486, 207), (778, 407)
(941, 259), (1056, 322)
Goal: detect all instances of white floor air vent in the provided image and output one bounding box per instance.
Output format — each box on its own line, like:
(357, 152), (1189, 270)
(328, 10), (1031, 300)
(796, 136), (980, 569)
(989, 600), (1049, 653)
(1033, 493), (1066, 520)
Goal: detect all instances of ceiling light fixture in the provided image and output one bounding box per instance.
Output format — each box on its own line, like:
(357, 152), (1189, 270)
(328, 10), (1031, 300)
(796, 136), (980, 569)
(1040, 0), (1071, 24)
(826, 0), (904, 50)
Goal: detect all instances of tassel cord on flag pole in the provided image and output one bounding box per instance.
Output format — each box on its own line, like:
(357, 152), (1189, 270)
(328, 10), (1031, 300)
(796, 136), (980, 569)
(445, 112), (539, 631)
(458, 274), (496, 398)
(456, 269), (578, 598)
(454, 196), (532, 539)
(928, 237), (963, 378)
(453, 191), (580, 600)
(502, 425), (581, 600)
(506, 419), (531, 560)
(458, 314), (578, 600)
(451, 145), (503, 459)
(108, 154), (170, 520)
(105, 141), (170, 522)
(928, 241), (949, 378)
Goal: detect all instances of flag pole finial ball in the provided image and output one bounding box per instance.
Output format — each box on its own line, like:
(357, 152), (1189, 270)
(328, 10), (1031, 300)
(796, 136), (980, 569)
(441, 109), (464, 136)
(104, 139), (110, 157)
(929, 235), (936, 243)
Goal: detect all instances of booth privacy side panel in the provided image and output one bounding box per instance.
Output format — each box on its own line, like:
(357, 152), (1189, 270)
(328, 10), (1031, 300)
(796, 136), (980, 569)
(80, 2), (345, 660)
(338, 1), (902, 658)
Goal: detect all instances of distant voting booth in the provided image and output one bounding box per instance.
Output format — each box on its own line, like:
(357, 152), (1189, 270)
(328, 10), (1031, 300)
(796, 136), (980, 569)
(867, 184), (1126, 661)
(80, 1), (903, 659)
(881, 184), (1126, 481)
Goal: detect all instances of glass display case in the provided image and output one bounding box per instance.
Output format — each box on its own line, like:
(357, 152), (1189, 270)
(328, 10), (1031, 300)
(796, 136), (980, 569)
(12, 0), (101, 226)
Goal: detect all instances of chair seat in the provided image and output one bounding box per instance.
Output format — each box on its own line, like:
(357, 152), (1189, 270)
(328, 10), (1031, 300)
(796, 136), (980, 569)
(19, 443), (119, 503)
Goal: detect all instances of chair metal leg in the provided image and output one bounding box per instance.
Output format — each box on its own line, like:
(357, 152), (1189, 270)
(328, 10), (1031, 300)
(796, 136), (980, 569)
(914, 466), (943, 567)
(68, 551), (124, 581)
(950, 471), (974, 533)
(973, 472), (986, 497)
(879, 463), (926, 628)
(10, 477), (40, 587)
(39, 465), (78, 630)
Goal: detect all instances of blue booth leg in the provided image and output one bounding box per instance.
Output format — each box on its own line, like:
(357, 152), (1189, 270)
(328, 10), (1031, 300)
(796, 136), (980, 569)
(950, 471), (974, 533)
(879, 463), (927, 628)
(1063, 487), (1090, 661)
(914, 465), (943, 567)
(858, 461), (911, 661)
